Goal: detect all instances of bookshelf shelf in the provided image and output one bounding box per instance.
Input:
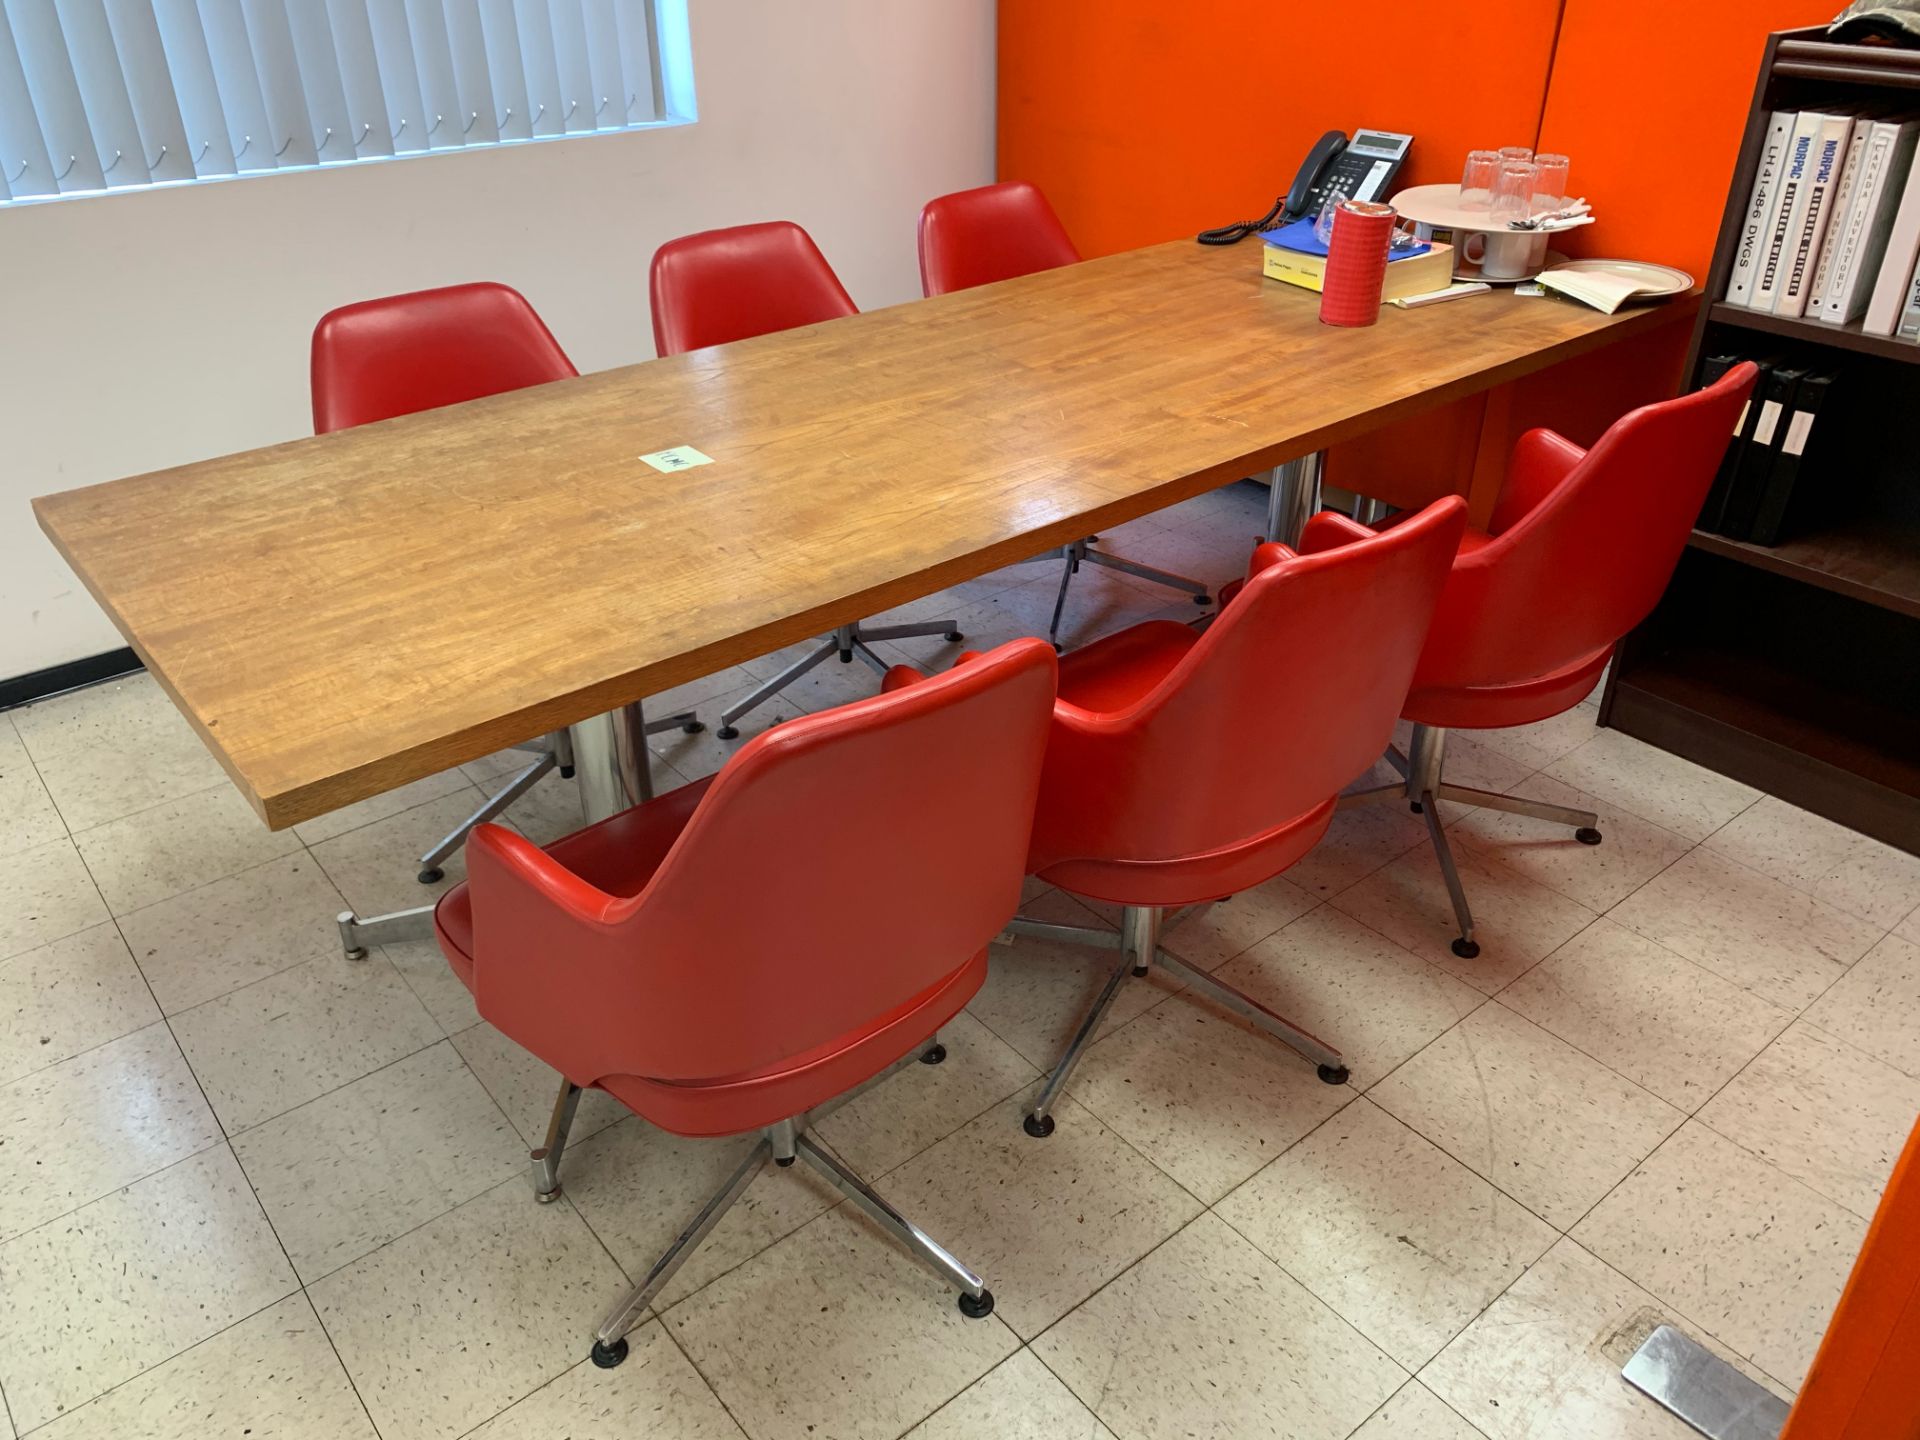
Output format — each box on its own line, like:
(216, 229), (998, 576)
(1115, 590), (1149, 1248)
(1688, 520), (1920, 620)
(1602, 26), (1920, 857)
(1705, 301), (1920, 362)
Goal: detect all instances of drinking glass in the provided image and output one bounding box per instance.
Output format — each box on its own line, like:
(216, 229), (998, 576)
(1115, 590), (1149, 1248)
(1314, 190), (1342, 245)
(1531, 153), (1570, 214)
(1490, 161), (1539, 226)
(1499, 145), (1534, 165)
(1459, 149), (1499, 210)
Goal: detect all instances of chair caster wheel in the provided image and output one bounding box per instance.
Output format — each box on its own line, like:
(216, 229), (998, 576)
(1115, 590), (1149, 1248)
(1409, 801), (1424, 815)
(1023, 1113), (1055, 1139)
(1317, 1063), (1350, 1086)
(1575, 826), (1603, 846)
(1131, 965), (1149, 977)
(716, 725), (739, 741)
(417, 867), (444, 885)
(944, 631), (964, 642)
(681, 720), (705, 734)
(839, 651), (854, 663)
(774, 1154), (795, 1167)
(1193, 593), (1212, 607)
(590, 1337), (628, 1369)
(1452, 937), (1481, 959)
(958, 1289), (995, 1319)
(1051, 642), (1064, 654)
(920, 1043), (947, 1065)
(559, 765), (576, 780)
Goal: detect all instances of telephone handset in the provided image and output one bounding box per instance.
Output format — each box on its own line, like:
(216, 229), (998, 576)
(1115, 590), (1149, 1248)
(1196, 128), (1415, 246)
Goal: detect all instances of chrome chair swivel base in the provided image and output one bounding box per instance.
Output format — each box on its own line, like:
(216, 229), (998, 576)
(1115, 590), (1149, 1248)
(527, 1041), (991, 1370)
(714, 619), (962, 740)
(1342, 723), (1602, 958)
(414, 706), (701, 885)
(1001, 903), (1349, 1139)
(1047, 538), (1210, 647)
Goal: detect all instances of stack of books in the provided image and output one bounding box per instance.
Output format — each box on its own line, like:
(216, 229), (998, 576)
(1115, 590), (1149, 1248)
(1259, 220), (1454, 302)
(1722, 109), (1920, 338)
(1696, 352), (1836, 547)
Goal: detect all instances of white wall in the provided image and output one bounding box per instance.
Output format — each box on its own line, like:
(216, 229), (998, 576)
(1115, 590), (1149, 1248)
(0, 0), (996, 681)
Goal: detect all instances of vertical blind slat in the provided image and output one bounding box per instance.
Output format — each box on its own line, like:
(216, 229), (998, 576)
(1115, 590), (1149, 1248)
(229, 0), (314, 167)
(609, 0), (657, 124)
(0, 7), (54, 195)
(361, 0), (427, 153)
(102, 0), (197, 181)
(544, 0), (593, 134)
(504, 0), (560, 137)
(5, 0), (108, 191)
(191, 0), (275, 170)
(321, 0), (395, 159)
(396, 0), (461, 149)
(2, 0), (679, 203)
(55, 0), (152, 186)
(579, 0), (622, 132)
(149, 0), (238, 176)
(277, 1), (355, 163)
(472, 0), (528, 140)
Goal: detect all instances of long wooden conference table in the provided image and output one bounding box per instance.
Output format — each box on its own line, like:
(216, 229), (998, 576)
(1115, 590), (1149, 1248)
(34, 239), (1694, 953)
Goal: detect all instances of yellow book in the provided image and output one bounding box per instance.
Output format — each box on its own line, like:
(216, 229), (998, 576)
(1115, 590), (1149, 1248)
(1262, 241), (1455, 301)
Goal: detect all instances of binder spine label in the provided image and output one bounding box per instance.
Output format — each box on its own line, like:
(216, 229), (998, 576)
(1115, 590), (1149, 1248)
(1752, 399), (1784, 446)
(1783, 410), (1814, 456)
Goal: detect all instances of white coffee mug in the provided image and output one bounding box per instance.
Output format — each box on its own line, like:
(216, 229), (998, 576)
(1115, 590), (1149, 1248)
(1460, 229), (1545, 281)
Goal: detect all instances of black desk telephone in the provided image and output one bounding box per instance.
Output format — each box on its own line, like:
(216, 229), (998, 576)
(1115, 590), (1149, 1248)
(1197, 128), (1415, 245)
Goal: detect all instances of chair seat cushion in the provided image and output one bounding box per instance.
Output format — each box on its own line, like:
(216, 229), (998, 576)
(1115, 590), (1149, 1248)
(1039, 795), (1338, 908)
(1404, 644), (1612, 730)
(1056, 619), (1198, 711)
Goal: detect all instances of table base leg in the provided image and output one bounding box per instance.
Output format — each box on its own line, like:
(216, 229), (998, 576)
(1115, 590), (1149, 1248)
(1621, 1325), (1789, 1440)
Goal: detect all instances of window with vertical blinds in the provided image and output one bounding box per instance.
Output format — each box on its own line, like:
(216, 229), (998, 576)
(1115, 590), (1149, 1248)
(0, 0), (692, 206)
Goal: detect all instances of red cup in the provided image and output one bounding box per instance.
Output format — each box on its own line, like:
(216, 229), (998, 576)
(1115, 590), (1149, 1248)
(1319, 200), (1396, 327)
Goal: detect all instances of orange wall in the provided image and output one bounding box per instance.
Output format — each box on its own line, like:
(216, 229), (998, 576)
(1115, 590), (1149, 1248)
(997, 0), (1562, 258)
(998, 0), (1834, 510)
(1541, 0), (1836, 279)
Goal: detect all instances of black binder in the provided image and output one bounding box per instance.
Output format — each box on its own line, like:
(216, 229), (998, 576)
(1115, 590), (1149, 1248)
(1699, 353), (1769, 534)
(1747, 371), (1833, 546)
(1720, 364), (1805, 540)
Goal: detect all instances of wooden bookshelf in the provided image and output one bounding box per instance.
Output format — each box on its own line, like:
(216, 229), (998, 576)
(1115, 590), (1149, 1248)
(1602, 27), (1920, 856)
(1706, 301), (1920, 363)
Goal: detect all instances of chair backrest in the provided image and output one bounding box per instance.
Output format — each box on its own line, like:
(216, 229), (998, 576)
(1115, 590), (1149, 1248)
(310, 282), (575, 433)
(917, 180), (1081, 297)
(649, 220), (858, 357)
(465, 639), (1057, 1088)
(1034, 498), (1467, 868)
(1416, 362), (1758, 691)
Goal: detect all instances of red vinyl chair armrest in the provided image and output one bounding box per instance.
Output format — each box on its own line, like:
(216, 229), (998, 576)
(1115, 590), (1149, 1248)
(462, 823), (639, 1086)
(1298, 511), (1377, 554)
(1489, 428), (1587, 536)
(1220, 541), (1299, 609)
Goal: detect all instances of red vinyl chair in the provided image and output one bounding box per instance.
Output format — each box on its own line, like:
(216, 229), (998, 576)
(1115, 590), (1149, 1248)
(889, 497), (1468, 1135)
(433, 638), (1058, 1364)
(917, 182), (1213, 644)
(1340, 362), (1760, 956)
(310, 282), (700, 883)
(649, 221), (962, 738)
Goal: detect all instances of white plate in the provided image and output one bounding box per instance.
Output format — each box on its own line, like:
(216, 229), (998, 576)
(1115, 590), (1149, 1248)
(1542, 257), (1695, 298)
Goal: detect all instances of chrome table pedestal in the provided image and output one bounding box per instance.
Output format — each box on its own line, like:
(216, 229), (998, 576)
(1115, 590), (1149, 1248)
(1621, 1326), (1789, 1440)
(1265, 452), (1325, 546)
(337, 699), (662, 959)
